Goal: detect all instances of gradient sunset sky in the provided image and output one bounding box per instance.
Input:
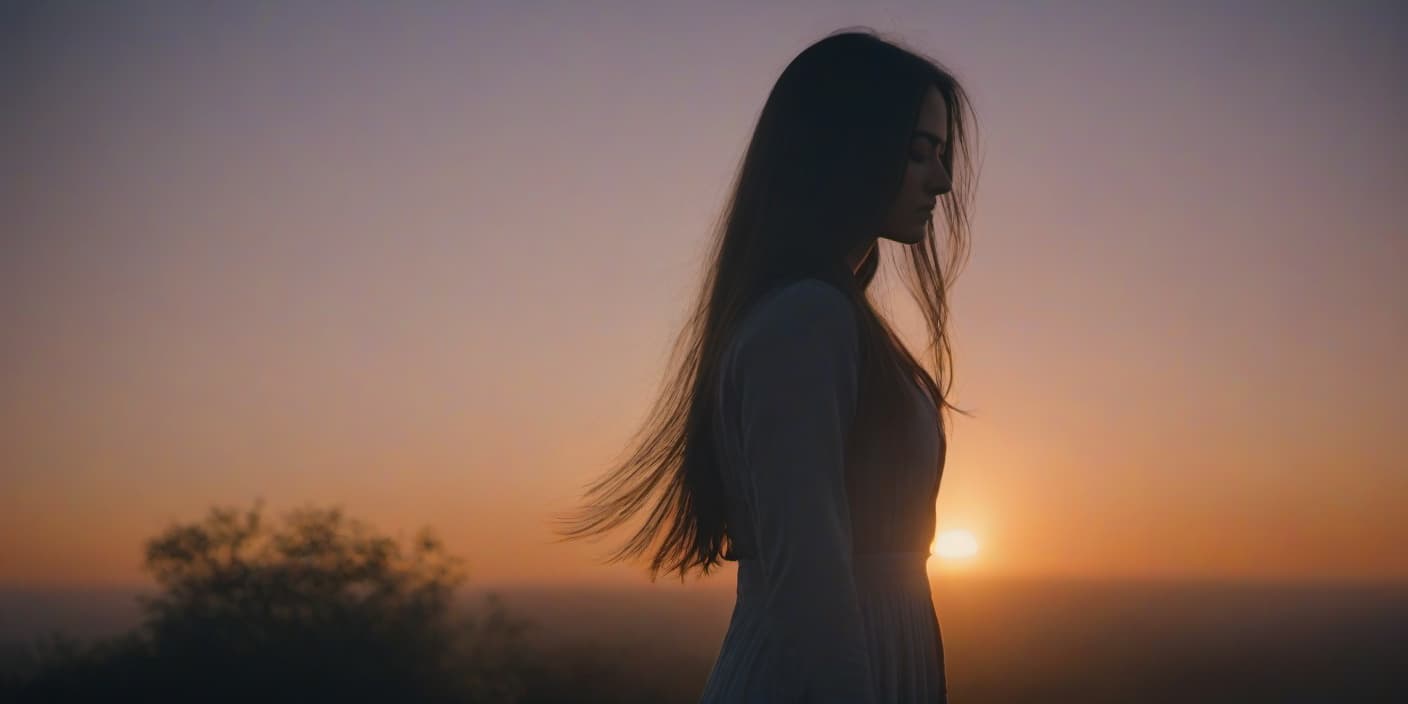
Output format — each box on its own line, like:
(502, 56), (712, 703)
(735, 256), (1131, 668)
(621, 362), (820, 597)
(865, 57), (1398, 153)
(3, 1), (1405, 589)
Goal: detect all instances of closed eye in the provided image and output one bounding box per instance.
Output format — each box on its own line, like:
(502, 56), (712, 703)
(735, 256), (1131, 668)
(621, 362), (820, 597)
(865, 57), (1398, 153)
(910, 144), (946, 164)
(912, 130), (946, 157)
(912, 133), (948, 163)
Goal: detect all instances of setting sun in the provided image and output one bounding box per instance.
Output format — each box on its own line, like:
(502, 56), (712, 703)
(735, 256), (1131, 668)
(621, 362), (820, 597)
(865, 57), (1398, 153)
(932, 529), (980, 560)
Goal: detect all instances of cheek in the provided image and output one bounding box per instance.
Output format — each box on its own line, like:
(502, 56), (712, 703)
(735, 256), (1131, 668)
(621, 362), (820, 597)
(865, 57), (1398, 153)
(897, 165), (926, 210)
(883, 165), (928, 233)
(902, 164), (932, 206)
(903, 163), (925, 192)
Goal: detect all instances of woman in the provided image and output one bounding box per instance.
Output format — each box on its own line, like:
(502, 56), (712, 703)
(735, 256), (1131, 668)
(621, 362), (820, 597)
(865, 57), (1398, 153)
(554, 28), (978, 703)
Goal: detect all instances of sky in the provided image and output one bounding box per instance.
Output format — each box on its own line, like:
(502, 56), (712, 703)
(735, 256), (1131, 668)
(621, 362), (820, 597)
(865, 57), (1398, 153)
(2, 0), (1405, 590)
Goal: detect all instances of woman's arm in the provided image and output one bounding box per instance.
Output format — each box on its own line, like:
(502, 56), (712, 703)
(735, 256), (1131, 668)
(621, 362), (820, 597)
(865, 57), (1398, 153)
(731, 279), (876, 704)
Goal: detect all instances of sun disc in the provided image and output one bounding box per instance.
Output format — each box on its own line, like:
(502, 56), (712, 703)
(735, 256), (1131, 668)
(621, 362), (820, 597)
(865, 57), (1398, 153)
(931, 529), (980, 560)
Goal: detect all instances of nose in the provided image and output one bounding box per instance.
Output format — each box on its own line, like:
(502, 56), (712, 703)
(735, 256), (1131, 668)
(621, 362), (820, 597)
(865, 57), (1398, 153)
(928, 160), (952, 197)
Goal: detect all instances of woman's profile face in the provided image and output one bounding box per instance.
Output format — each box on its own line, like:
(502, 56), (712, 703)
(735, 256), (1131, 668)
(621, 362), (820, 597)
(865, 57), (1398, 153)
(879, 85), (952, 245)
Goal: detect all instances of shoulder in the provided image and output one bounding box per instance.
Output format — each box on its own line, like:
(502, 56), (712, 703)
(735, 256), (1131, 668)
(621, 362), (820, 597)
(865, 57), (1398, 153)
(733, 278), (859, 362)
(741, 278), (857, 338)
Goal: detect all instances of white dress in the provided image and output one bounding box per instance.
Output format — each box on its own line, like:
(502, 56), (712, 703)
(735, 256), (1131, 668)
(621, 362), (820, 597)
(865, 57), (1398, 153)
(698, 278), (949, 703)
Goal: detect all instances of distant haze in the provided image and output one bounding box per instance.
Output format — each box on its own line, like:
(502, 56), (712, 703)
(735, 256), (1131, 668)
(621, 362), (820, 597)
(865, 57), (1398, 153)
(2, 579), (1404, 702)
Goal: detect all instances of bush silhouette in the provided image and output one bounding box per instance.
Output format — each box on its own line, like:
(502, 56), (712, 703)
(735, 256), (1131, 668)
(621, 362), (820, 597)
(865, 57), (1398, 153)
(2, 501), (532, 703)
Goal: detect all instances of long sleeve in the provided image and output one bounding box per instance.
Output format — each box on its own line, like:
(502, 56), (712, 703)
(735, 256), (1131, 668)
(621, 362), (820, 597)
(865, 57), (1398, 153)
(728, 279), (876, 704)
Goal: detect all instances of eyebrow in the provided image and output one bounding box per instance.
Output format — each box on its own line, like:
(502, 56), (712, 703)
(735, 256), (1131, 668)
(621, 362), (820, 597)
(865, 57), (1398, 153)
(912, 130), (948, 148)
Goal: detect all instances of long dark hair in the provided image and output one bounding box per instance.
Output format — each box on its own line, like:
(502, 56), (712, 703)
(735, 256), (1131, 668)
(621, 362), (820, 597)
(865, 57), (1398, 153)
(552, 28), (979, 582)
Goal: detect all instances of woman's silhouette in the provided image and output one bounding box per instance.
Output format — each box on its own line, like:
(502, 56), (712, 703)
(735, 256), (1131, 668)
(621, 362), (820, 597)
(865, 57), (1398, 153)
(554, 28), (978, 703)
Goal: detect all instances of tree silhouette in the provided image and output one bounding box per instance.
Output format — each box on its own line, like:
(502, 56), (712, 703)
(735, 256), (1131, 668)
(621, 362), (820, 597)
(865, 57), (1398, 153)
(3, 501), (532, 703)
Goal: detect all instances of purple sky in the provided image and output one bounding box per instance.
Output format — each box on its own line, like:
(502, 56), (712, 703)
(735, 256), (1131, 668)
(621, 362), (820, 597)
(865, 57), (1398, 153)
(3, 1), (1405, 587)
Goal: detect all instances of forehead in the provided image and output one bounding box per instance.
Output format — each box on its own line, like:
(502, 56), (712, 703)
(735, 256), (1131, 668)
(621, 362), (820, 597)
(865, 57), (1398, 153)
(914, 85), (949, 140)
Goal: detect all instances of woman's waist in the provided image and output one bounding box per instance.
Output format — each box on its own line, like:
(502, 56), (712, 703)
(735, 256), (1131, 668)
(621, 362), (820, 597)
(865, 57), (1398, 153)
(733, 550), (932, 594)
